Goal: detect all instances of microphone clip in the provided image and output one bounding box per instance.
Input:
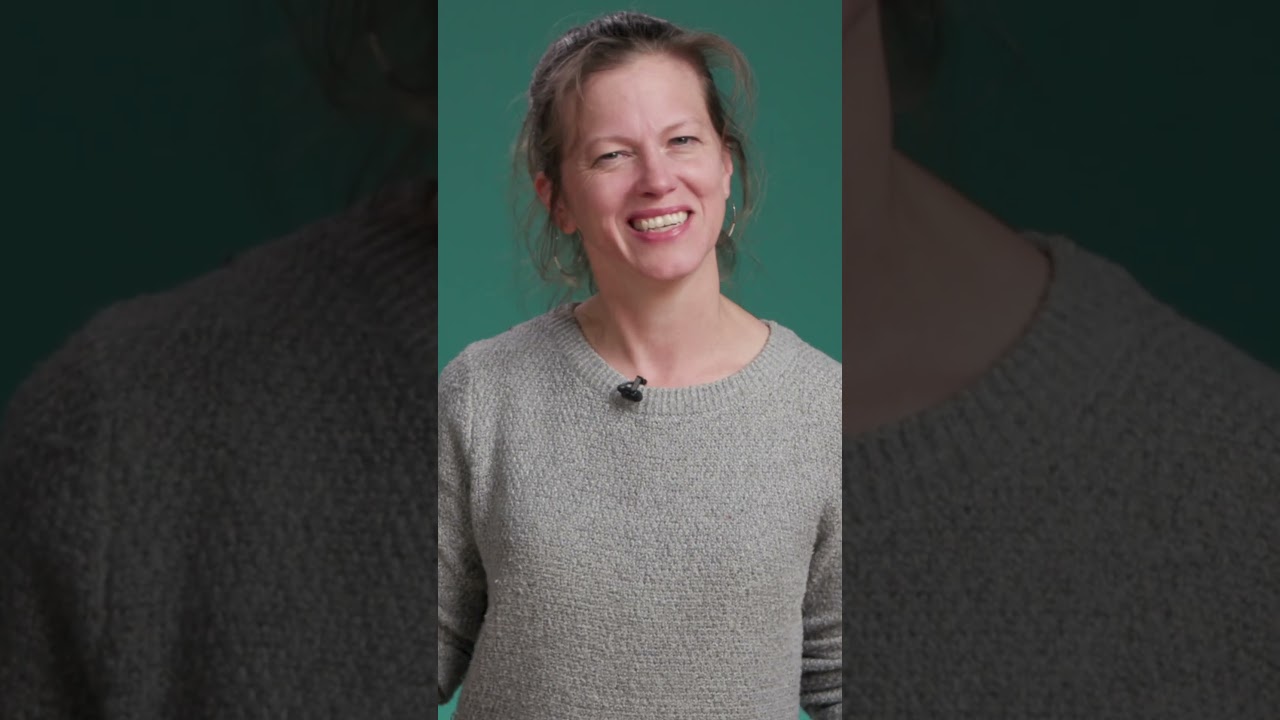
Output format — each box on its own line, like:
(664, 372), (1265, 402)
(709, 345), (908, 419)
(616, 375), (648, 402)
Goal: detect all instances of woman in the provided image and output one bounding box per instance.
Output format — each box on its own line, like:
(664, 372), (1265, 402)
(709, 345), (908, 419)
(0, 1), (437, 716)
(844, 0), (1280, 716)
(437, 11), (842, 719)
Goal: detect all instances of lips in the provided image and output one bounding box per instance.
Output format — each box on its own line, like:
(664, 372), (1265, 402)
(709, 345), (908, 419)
(628, 206), (692, 221)
(630, 211), (690, 232)
(627, 206), (693, 232)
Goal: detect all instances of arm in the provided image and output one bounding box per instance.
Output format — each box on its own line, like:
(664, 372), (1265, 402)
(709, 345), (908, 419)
(800, 492), (842, 719)
(437, 354), (489, 705)
(0, 335), (109, 719)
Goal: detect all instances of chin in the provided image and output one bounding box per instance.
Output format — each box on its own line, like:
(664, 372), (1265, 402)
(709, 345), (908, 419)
(637, 267), (699, 284)
(634, 250), (718, 284)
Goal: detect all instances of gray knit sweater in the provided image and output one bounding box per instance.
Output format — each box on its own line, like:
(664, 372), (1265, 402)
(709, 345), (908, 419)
(844, 232), (1280, 717)
(437, 306), (843, 718)
(0, 187), (437, 717)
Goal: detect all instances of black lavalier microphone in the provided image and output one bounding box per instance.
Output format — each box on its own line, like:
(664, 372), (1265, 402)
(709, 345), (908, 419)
(616, 376), (648, 402)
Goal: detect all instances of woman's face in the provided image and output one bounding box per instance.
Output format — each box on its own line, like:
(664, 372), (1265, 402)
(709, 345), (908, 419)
(539, 53), (733, 288)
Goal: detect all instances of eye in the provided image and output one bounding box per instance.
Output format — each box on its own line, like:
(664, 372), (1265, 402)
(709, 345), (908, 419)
(595, 150), (625, 164)
(671, 136), (698, 146)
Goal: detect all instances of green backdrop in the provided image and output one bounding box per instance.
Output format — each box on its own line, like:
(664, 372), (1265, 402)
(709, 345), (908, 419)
(438, 4), (839, 716)
(437, 2), (844, 373)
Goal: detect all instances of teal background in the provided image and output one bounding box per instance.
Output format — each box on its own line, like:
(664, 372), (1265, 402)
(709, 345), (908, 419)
(437, 3), (839, 718)
(437, 3), (844, 373)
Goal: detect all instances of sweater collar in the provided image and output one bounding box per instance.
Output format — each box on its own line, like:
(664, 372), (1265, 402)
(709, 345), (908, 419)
(543, 303), (808, 416)
(843, 232), (1144, 514)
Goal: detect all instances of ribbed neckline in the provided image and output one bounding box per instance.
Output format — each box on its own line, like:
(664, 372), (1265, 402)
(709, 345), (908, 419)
(843, 232), (1140, 497)
(541, 303), (809, 416)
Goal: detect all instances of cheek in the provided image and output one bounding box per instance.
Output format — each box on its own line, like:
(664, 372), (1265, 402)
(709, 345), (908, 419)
(693, 162), (730, 199)
(568, 175), (627, 227)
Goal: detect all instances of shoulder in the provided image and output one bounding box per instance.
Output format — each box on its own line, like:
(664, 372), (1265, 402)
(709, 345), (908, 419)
(68, 187), (433, 356)
(1086, 258), (1280, 474)
(440, 309), (567, 396)
(4, 192), (437, 458)
(764, 321), (842, 423)
(1134, 301), (1280, 440)
(785, 328), (842, 386)
(770, 321), (841, 381)
(1031, 233), (1280, 459)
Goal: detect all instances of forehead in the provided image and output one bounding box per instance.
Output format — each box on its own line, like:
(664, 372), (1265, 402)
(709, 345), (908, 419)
(570, 53), (710, 132)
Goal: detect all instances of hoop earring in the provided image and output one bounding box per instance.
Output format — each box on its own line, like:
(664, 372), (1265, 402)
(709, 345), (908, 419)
(551, 233), (570, 274)
(726, 201), (737, 239)
(551, 232), (582, 287)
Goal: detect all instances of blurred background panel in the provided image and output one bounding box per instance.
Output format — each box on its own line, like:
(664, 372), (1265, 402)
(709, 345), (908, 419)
(2, 0), (431, 406)
(897, 0), (1280, 368)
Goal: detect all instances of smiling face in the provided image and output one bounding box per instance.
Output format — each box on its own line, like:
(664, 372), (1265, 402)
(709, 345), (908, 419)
(536, 52), (734, 291)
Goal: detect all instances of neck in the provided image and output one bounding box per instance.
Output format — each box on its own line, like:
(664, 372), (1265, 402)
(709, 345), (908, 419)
(574, 261), (758, 387)
(842, 2), (930, 369)
(841, 2), (1051, 433)
(841, 5), (935, 348)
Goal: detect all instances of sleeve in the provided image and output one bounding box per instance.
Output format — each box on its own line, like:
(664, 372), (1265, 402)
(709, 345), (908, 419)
(800, 490), (842, 719)
(437, 354), (490, 705)
(0, 335), (110, 718)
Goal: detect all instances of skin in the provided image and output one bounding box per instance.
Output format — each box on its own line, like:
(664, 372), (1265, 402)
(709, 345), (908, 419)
(536, 53), (769, 388)
(842, 0), (1052, 434)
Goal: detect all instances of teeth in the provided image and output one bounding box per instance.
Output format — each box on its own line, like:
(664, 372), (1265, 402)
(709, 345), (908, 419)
(631, 211), (689, 231)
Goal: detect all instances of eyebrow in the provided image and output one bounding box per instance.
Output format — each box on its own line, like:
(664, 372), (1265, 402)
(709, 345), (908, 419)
(583, 119), (700, 149)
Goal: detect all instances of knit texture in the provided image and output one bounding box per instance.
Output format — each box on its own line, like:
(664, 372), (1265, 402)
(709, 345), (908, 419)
(843, 232), (1280, 718)
(438, 306), (843, 719)
(0, 186), (437, 718)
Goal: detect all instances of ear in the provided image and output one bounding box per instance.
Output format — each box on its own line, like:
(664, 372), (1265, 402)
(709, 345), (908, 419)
(720, 145), (734, 200)
(535, 171), (577, 234)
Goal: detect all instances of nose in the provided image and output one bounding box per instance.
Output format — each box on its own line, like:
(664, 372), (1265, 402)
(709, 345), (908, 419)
(635, 150), (677, 197)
